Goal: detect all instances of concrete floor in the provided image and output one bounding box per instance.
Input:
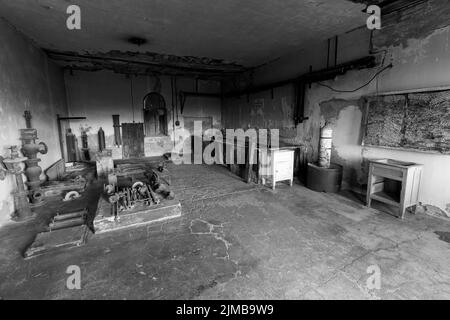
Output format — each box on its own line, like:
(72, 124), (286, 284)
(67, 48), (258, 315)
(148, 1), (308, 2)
(0, 163), (449, 300)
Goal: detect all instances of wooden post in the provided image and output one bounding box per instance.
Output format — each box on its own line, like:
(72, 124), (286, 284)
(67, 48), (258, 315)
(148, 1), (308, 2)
(245, 140), (256, 183)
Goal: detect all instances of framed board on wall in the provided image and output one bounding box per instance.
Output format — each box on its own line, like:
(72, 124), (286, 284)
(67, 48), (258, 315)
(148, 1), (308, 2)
(363, 89), (450, 154)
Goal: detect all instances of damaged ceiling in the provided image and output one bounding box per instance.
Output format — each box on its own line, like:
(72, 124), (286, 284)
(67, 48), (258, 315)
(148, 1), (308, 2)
(45, 50), (246, 78)
(0, 0), (373, 76)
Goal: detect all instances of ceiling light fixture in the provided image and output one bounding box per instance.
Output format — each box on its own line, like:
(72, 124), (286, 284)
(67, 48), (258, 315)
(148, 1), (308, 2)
(127, 36), (147, 47)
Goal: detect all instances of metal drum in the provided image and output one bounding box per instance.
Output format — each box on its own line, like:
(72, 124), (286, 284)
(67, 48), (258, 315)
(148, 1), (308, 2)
(306, 162), (343, 193)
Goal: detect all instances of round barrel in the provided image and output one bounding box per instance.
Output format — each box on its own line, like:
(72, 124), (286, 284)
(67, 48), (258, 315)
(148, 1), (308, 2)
(306, 162), (343, 193)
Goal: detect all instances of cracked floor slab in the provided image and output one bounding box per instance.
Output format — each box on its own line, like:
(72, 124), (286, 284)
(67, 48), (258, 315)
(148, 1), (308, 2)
(0, 164), (449, 299)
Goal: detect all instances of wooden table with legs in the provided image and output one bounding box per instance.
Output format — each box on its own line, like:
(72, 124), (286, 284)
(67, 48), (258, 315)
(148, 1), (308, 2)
(366, 159), (423, 219)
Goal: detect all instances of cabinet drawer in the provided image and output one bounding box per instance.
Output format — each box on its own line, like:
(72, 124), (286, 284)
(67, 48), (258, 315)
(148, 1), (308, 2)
(273, 150), (294, 163)
(372, 165), (403, 181)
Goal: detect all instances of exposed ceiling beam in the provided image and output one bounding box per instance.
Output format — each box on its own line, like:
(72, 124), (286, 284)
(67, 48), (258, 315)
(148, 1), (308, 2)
(46, 49), (246, 78)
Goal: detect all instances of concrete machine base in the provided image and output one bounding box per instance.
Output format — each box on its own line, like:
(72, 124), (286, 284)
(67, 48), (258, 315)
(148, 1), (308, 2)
(94, 196), (182, 234)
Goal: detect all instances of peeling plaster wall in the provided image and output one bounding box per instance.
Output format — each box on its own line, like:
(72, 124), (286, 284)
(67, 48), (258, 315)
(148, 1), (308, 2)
(223, 0), (450, 215)
(0, 19), (68, 226)
(64, 70), (221, 158)
(302, 21), (450, 214)
(309, 5), (450, 215)
(319, 99), (364, 190)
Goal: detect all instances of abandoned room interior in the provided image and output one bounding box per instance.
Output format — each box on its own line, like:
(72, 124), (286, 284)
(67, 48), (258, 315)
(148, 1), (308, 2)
(0, 0), (449, 301)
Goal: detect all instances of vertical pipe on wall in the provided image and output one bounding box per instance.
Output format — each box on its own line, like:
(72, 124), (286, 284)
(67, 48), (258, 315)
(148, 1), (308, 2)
(174, 77), (179, 124)
(171, 77), (176, 148)
(334, 35), (339, 66)
(327, 38), (331, 69)
(56, 114), (65, 162)
(130, 75), (135, 123)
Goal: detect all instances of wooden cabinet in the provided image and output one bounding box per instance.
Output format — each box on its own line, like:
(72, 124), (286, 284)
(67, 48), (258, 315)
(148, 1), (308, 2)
(259, 149), (295, 190)
(366, 159), (423, 219)
(122, 123), (145, 159)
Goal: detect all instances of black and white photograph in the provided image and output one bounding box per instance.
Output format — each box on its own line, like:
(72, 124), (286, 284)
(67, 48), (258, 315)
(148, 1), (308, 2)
(0, 0), (449, 305)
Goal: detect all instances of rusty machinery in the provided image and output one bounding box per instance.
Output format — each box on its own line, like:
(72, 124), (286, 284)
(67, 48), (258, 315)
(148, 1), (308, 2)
(104, 169), (174, 221)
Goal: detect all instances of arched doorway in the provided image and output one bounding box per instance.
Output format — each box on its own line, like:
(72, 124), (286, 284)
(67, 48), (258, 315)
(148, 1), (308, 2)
(143, 92), (167, 136)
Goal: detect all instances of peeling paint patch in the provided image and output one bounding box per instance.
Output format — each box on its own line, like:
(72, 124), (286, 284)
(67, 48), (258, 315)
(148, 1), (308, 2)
(319, 99), (362, 124)
(45, 49), (246, 78)
(389, 27), (450, 66)
(373, 0), (450, 50)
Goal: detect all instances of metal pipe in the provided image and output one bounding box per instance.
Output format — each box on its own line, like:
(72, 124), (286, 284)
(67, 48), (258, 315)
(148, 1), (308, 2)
(179, 91), (222, 98)
(47, 218), (85, 231)
(53, 209), (86, 221)
(327, 38), (331, 69)
(57, 117), (87, 120)
(334, 35), (338, 66)
(225, 56), (376, 97)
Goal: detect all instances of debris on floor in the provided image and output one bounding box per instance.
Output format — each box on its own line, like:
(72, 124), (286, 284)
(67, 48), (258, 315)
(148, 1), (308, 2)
(435, 231), (450, 244)
(24, 208), (91, 259)
(23, 225), (90, 259)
